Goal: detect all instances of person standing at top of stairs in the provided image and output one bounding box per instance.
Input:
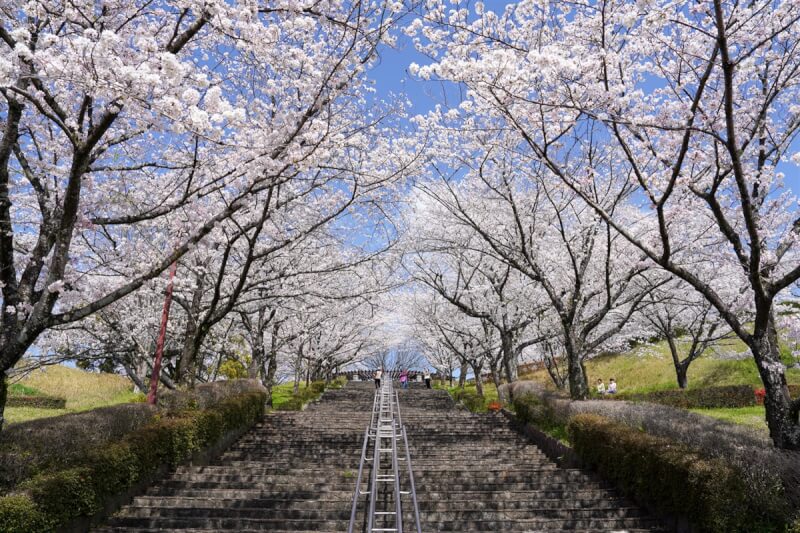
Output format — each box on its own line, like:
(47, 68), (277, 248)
(374, 368), (382, 389)
(400, 369), (410, 389)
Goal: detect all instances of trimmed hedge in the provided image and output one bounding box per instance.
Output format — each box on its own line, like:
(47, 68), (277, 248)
(613, 384), (755, 409)
(512, 394), (568, 442)
(0, 390), (266, 532)
(6, 396), (66, 409)
(568, 413), (785, 532)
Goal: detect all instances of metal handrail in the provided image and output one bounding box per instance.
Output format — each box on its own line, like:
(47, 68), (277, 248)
(348, 391), (379, 529)
(401, 425), (422, 533)
(347, 380), (422, 533)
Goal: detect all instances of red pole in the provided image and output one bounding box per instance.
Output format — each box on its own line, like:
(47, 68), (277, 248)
(147, 261), (178, 405)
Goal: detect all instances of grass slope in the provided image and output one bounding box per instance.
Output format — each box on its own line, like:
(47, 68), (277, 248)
(271, 382), (307, 409)
(521, 339), (800, 394)
(6, 365), (141, 425)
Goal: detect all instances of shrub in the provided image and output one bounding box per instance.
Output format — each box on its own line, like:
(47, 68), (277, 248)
(0, 390), (266, 533)
(0, 392), (266, 533)
(158, 378), (265, 411)
(614, 384), (755, 409)
(309, 381), (326, 394)
(6, 396), (66, 409)
(274, 397), (304, 411)
(0, 403), (158, 492)
(508, 381), (797, 529)
(0, 494), (50, 532)
(451, 389), (485, 412)
(327, 376), (347, 390)
(568, 414), (780, 532)
(512, 394), (569, 441)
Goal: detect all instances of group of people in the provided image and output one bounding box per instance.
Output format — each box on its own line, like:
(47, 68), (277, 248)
(596, 378), (617, 395)
(373, 369), (432, 389)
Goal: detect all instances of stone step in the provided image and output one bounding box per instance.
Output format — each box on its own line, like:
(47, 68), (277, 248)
(117, 505), (647, 521)
(97, 381), (663, 533)
(130, 495), (633, 512)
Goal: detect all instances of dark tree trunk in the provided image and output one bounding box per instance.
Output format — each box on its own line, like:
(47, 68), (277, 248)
(264, 322), (279, 407)
(0, 374), (7, 432)
(471, 363), (484, 397)
(176, 278), (205, 386)
(665, 335), (690, 389)
(750, 318), (800, 449)
(565, 334), (589, 400)
(489, 366), (502, 391)
(248, 342), (264, 380)
(458, 362), (467, 388)
(501, 333), (517, 382)
(265, 351), (277, 408)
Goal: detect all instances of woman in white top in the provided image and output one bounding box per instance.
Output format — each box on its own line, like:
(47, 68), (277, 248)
(374, 369), (382, 389)
(607, 378), (617, 394)
(423, 370), (432, 389)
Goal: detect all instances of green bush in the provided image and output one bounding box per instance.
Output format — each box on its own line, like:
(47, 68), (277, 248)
(327, 376), (347, 390)
(512, 394), (569, 442)
(0, 494), (50, 532)
(452, 389), (485, 412)
(274, 397), (304, 411)
(6, 396), (66, 409)
(309, 381), (326, 394)
(568, 413), (785, 532)
(614, 384), (755, 409)
(0, 391), (266, 533)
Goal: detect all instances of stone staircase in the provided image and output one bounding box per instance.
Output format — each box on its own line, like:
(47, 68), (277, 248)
(96, 381), (665, 532)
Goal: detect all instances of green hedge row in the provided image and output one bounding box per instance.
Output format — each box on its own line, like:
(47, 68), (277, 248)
(612, 384), (755, 409)
(568, 413), (787, 532)
(512, 394), (568, 442)
(6, 396), (66, 409)
(0, 391), (266, 532)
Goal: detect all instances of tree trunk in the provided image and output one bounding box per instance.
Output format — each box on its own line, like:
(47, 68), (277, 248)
(177, 336), (202, 387)
(750, 319), (800, 449)
(265, 351), (277, 408)
(0, 342), (28, 433)
(458, 362), (467, 388)
(489, 367), (502, 391)
(665, 335), (689, 389)
(501, 333), (517, 382)
(0, 374), (7, 432)
(471, 363), (484, 397)
(676, 364), (689, 390)
(248, 342), (264, 380)
(264, 322), (279, 407)
(565, 335), (589, 400)
(176, 278), (205, 386)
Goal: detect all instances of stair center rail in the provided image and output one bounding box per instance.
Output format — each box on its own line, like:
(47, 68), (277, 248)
(348, 379), (422, 533)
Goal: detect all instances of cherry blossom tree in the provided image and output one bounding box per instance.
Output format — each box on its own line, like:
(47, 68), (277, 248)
(638, 276), (735, 389)
(0, 0), (413, 429)
(409, 122), (654, 399)
(412, 0), (800, 448)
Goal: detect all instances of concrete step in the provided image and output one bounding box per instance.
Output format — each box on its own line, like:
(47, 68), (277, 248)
(97, 381), (663, 532)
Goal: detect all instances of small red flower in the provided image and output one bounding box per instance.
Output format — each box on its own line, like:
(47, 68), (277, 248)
(754, 388), (766, 405)
(487, 401), (503, 412)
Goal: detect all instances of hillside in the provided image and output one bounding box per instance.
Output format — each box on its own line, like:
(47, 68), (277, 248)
(521, 339), (800, 394)
(6, 364), (141, 425)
